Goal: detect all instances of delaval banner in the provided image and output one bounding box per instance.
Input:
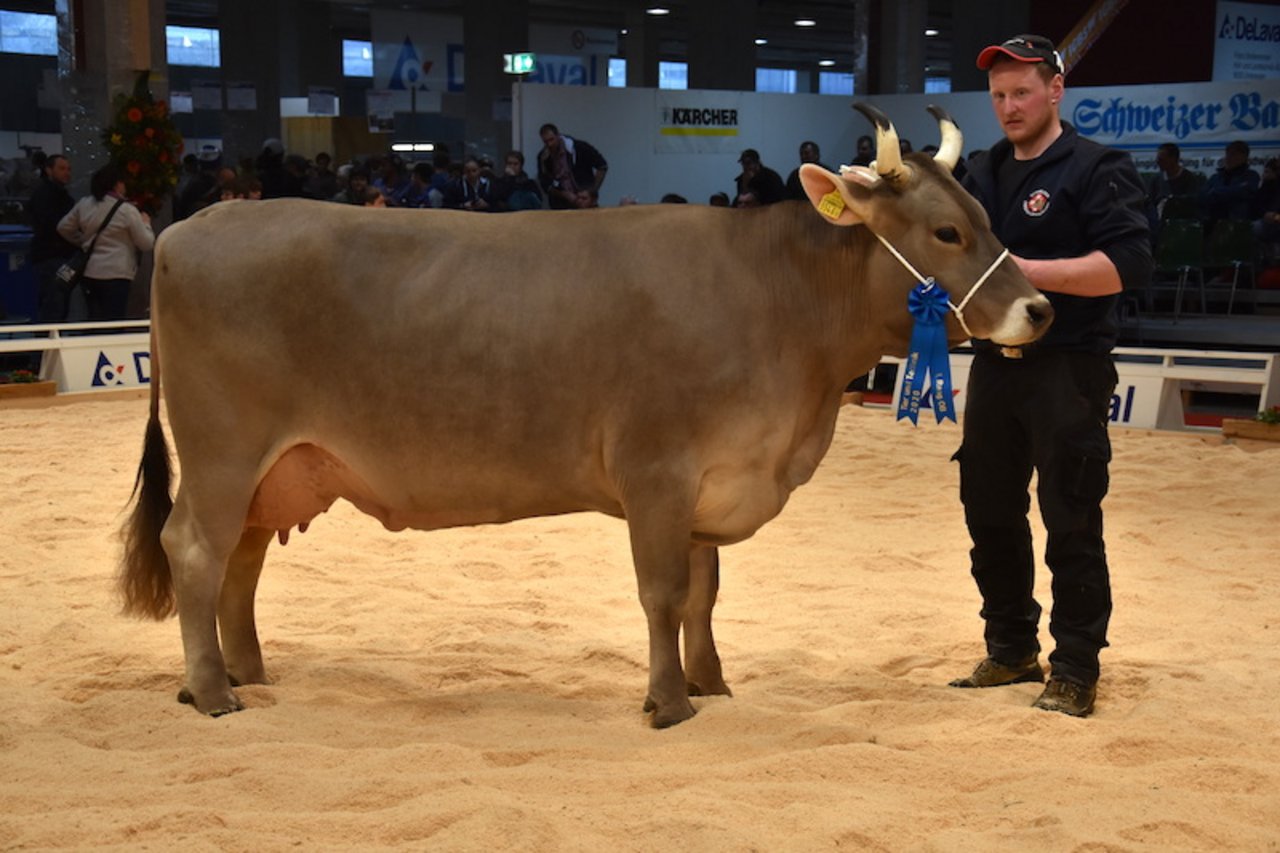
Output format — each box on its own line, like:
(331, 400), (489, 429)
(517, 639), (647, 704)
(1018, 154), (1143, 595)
(43, 333), (152, 393)
(370, 9), (613, 109)
(1214, 1), (1280, 81)
(888, 354), (1174, 431)
(370, 11), (462, 113)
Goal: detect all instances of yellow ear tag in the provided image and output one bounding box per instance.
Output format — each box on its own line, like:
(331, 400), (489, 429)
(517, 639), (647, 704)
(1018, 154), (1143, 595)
(818, 190), (846, 220)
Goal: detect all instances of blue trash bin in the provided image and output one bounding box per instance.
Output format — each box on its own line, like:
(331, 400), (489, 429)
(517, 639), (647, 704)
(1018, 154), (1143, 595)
(0, 225), (37, 322)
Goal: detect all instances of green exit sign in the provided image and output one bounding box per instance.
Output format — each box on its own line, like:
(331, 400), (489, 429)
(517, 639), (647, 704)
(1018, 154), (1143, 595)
(503, 52), (536, 74)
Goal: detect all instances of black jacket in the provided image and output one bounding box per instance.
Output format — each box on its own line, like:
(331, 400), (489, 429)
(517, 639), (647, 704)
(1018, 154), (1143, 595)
(27, 176), (76, 263)
(537, 136), (607, 208)
(963, 122), (1152, 353)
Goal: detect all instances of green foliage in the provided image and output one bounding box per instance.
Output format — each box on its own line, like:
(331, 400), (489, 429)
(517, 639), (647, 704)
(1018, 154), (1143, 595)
(103, 71), (182, 215)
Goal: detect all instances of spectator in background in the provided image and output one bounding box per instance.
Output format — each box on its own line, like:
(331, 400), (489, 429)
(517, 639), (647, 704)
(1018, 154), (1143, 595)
(537, 123), (608, 209)
(785, 140), (831, 200)
(402, 162), (435, 208)
(257, 138), (296, 198)
(375, 157), (411, 207)
(172, 154), (201, 219)
(332, 167), (370, 205)
(430, 148), (453, 197)
(1252, 158), (1280, 254)
(660, 193), (687, 203)
(733, 148), (785, 207)
(1146, 142), (1204, 224)
(1201, 140), (1260, 224)
(851, 135), (874, 167)
(305, 152), (339, 200)
(443, 157), (493, 211)
(708, 192), (730, 207)
(26, 153), (77, 322)
(174, 148), (222, 220)
(57, 164), (155, 322)
(491, 150), (544, 211)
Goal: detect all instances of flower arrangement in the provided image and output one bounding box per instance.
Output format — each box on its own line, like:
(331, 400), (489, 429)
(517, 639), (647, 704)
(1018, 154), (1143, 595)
(1257, 405), (1280, 425)
(0, 369), (39, 384)
(103, 71), (182, 216)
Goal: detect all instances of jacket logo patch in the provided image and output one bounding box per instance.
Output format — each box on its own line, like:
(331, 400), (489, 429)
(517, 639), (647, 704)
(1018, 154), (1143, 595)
(1023, 188), (1051, 217)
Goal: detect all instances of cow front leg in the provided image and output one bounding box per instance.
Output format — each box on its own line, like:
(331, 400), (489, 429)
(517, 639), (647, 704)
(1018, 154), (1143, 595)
(627, 505), (697, 728)
(219, 527), (274, 687)
(683, 545), (731, 699)
(163, 498), (242, 716)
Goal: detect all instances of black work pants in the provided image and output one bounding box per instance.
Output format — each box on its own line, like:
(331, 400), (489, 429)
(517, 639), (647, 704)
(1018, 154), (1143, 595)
(954, 349), (1117, 686)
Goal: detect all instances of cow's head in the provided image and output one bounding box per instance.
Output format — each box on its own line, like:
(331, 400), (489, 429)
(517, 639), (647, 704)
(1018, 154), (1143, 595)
(799, 103), (1052, 350)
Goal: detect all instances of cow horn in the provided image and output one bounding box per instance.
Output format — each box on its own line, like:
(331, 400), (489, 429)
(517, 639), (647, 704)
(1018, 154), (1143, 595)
(927, 104), (962, 171)
(853, 101), (908, 189)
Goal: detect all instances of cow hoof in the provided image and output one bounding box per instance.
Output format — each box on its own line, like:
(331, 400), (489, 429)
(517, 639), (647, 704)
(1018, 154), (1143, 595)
(177, 685), (245, 717)
(643, 693), (697, 727)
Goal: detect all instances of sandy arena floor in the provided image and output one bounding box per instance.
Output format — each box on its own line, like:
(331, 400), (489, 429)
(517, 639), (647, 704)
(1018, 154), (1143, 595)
(1, 396), (1278, 851)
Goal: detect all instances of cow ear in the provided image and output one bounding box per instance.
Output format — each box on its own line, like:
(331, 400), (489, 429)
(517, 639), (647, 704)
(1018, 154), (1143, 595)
(799, 163), (872, 227)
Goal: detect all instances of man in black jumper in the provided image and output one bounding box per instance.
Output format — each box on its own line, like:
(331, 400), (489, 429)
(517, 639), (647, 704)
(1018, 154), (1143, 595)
(949, 35), (1152, 717)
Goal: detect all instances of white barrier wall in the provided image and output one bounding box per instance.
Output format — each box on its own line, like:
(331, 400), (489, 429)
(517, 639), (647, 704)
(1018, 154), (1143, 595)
(513, 79), (1280, 206)
(0, 322), (151, 393)
(882, 349), (1280, 431)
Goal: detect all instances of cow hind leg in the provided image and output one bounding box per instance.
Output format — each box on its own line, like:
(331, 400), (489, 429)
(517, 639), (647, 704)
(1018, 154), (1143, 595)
(682, 545), (732, 699)
(627, 497), (698, 728)
(163, 491), (248, 716)
(219, 526), (274, 687)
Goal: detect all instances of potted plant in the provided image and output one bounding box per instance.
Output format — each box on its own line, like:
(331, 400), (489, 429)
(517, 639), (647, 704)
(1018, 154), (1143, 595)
(0, 369), (57, 400)
(1221, 405), (1280, 442)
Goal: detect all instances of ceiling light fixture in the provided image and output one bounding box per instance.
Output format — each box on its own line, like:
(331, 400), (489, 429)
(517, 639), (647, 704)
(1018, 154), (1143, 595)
(646, 6), (670, 15)
(925, 28), (940, 37)
(754, 38), (767, 45)
(794, 18), (817, 27)
(818, 59), (835, 67)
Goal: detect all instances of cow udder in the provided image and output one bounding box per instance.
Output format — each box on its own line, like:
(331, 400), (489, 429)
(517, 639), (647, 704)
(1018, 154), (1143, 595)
(246, 444), (363, 543)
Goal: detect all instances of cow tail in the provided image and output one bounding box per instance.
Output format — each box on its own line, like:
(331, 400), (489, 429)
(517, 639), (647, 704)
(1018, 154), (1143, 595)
(119, 322), (176, 619)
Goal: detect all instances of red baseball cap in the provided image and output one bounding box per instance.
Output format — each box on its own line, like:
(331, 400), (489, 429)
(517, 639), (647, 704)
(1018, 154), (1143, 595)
(977, 34), (1064, 75)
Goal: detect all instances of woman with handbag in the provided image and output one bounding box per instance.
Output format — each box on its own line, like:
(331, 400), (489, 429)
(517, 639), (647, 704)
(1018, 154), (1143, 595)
(57, 164), (155, 322)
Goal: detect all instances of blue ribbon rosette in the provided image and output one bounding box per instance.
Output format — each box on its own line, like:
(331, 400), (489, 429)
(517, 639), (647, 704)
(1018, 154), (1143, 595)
(896, 279), (956, 425)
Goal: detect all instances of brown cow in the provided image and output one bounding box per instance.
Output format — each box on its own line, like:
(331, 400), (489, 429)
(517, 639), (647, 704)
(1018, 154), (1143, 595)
(121, 105), (1051, 728)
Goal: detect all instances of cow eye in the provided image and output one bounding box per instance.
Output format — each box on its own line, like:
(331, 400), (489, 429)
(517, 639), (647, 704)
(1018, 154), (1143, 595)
(935, 226), (960, 244)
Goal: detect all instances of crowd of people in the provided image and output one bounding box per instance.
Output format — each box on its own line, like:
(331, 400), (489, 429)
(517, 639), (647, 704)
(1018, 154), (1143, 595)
(19, 106), (1278, 328)
(1145, 139), (1280, 258)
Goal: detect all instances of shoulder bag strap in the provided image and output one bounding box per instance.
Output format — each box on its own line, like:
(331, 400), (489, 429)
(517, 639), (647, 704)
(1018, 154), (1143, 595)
(83, 198), (128, 258)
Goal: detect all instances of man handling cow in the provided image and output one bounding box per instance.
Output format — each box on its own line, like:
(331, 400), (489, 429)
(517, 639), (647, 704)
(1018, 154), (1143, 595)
(947, 35), (1152, 716)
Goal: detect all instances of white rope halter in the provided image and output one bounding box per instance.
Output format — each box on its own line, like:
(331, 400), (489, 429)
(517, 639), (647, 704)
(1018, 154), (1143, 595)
(874, 233), (1010, 340)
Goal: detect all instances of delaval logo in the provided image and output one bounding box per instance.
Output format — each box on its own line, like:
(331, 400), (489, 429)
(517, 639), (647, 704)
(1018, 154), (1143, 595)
(1219, 13), (1280, 42)
(91, 350), (151, 387)
(1108, 385), (1136, 423)
(388, 36), (434, 90)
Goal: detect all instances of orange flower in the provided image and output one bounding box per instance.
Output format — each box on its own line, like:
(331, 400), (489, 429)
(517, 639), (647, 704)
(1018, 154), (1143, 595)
(126, 161), (141, 175)
(127, 107), (143, 122)
(144, 127), (155, 138)
(158, 150), (168, 163)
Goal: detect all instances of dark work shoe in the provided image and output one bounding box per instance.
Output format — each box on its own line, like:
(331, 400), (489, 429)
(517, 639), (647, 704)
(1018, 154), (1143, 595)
(948, 655), (1045, 688)
(1032, 677), (1097, 717)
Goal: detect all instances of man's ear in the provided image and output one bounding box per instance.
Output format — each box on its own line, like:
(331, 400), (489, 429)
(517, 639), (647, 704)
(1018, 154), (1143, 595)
(799, 163), (877, 226)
